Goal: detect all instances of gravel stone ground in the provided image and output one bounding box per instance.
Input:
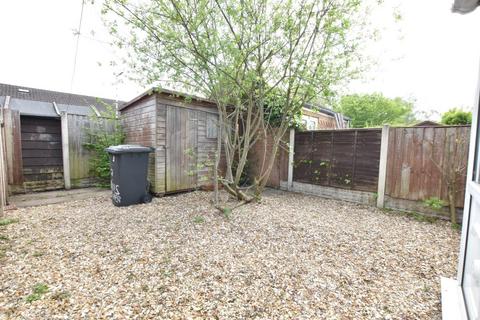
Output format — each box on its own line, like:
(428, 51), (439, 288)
(0, 190), (460, 319)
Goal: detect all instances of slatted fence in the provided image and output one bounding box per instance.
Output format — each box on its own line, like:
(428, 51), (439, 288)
(293, 129), (382, 192)
(385, 126), (470, 208)
(276, 125), (470, 219)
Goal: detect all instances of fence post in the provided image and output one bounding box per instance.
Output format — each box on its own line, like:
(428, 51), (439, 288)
(0, 108), (5, 216)
(287, 128), (295, 191)
(377, 125), (390, 208)
(61, 112), (71, 190)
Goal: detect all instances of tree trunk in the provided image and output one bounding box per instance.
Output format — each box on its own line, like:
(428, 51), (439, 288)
(447, 188), (457, 225)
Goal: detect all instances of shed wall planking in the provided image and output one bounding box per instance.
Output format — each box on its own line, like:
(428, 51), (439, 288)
(122, 94), (157, 192)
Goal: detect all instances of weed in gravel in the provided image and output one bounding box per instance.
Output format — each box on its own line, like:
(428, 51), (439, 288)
(26, 283), (49, 302)
(0, 235), (8, 241)
(33, 283), (49, 295)
(381, 208), (438, 223)
(25, 293), (41, 303)
(162, 269), (173, 278)
(193, 216), (205, 224)
(32, 251), (44, 257)
(51, 291), (71, 301)
(223, 208), (232, 219)
(451, 223), (461, 231)
(0, 249), (5, 259)
(141, 284), (149, 292)
(0, 218), (19, 227)
(409, 212), (438, 223)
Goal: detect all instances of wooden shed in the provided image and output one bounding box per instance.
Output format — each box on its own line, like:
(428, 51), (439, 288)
(0, 83), (119, 194)
(120, 88), (219, 195)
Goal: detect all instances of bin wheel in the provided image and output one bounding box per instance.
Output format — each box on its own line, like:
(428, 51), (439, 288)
(143, 193), (153, 203)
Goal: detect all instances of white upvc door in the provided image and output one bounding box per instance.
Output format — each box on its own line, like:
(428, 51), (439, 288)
(458, 61), (480, 320)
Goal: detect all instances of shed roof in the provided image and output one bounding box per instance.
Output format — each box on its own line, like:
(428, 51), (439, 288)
(120, 87), (216, 111)
(0, 83), (120, 108)
(122, 87), (350, 122)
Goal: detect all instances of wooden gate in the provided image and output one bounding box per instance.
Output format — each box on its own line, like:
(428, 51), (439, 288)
(20, 116), (64, 192)
(165, 106), (198, 192)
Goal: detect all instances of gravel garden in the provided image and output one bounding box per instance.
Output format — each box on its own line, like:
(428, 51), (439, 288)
(0, 190), (460, 319)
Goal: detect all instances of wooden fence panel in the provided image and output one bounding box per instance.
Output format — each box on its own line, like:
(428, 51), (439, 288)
(68, 114), (92, 188)
(330, 131), (356, 188)
(311, 131), (332, 185)
(294, 132), (313, 183)
(294, 128), (381, 192)
(248, 130), (289, 188)
(67, 114), (116, 188)
(385, 126), (469, 207)
(355, 130), (382, 190)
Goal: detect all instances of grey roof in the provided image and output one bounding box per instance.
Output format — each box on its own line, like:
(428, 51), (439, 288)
(0, 83), (121, 110)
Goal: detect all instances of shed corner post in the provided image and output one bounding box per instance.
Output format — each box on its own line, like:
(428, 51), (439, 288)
(61, 111), (71, 190)
(377, 125), (390, 208)
(287, 128), (295, 191)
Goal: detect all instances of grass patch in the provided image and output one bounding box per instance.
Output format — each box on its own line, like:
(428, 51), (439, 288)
(193, 216), (205, 224)
(0, 218), (19, 227)
(26, 283), (49, 303)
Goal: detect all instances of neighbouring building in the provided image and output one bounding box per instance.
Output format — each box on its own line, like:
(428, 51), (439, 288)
(301, 104), (350, 130)
(0, 83), (119, 194)
(413, 120), (443, 127)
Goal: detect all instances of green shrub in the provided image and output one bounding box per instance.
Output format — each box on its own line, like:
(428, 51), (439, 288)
(423, 197), (446, 211)
(83, 102), (124, 187)
(441, 108), (472, 125)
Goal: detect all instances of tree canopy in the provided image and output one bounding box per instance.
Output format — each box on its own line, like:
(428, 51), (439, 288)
(441, 108), (472, 125)
(336, 93), (415, 128)
(102, 0), (387, 202)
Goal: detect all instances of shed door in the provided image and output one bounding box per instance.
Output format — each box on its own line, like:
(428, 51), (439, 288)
(20, 116), (64, 192)
(166, 106), (198, 192)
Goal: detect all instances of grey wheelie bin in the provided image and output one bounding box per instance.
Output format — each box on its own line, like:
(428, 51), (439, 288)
(105, 145), (154, 206)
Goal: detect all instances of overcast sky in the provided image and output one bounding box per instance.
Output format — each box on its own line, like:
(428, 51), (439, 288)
(0, 0), (479, 118)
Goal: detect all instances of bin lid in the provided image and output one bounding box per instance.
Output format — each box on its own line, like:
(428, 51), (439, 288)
(105, 145), (154, 154)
